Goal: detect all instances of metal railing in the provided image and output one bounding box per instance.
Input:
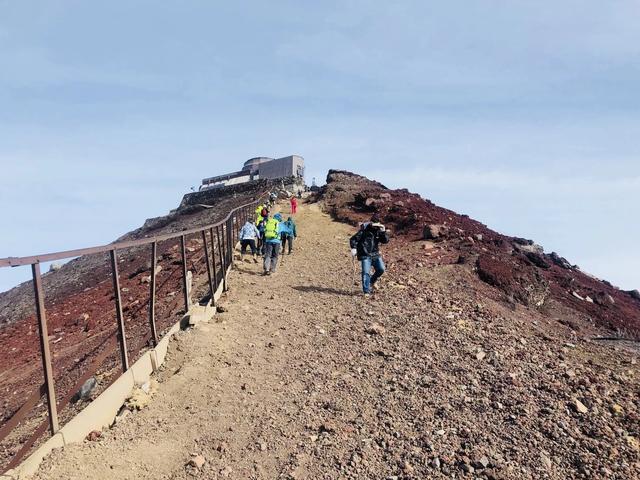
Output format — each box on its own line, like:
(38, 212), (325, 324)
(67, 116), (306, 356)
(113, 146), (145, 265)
(0, 198), (262, 473)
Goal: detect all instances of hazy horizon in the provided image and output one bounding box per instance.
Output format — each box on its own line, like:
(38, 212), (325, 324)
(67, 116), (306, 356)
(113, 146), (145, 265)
(1, 1), (639, 292)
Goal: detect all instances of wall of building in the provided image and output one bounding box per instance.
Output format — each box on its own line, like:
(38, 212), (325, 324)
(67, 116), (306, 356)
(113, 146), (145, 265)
(259, 155), (305, 180)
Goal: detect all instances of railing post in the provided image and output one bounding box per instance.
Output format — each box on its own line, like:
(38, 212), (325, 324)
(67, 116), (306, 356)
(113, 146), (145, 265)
(31, 263), (59, 435)
(216, 226), (227, 292)
(148, 242), (158, 346)
(201, 230), (214, 305)
(109, 249), (129, 372)
(209, 227), (218, 303)
(228, 218), (233, 266)
(180, 235), (190, 313)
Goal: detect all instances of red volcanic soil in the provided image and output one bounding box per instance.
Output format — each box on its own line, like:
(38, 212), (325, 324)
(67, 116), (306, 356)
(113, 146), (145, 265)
(319, 170), (640, 339)
(0, 180), (274, 468)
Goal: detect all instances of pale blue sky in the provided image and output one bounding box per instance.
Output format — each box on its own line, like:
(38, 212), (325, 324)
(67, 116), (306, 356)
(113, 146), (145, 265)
(1, 1), (639, 292)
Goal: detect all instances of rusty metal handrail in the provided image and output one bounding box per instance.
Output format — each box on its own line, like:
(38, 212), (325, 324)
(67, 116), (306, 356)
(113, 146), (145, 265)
(0, 195), (265, 474)
(0, 199), (259, 268)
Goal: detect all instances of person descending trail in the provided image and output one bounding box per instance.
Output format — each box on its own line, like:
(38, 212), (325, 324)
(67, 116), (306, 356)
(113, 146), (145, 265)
(263, 212), (283, 275)
(290, 196), (298, 215)
(280, 216), (297, 255)
(239, 220), (260, 263)
(350, 214), (389, 295)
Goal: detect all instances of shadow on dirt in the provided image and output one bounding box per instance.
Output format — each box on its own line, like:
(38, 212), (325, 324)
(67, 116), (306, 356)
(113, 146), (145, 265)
(292, 285), (355, 296)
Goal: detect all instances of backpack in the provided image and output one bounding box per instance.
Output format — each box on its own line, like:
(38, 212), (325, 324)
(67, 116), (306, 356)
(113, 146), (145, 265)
(264, 218), (279, 240)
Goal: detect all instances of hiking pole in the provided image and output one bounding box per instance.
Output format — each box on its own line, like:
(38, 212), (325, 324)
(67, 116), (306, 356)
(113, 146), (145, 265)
(351, 254), (358, 292)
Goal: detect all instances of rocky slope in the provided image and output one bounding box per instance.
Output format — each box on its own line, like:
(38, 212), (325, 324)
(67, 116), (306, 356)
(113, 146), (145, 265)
(320, 170), (640, 340)
(29, 199), (639, 480)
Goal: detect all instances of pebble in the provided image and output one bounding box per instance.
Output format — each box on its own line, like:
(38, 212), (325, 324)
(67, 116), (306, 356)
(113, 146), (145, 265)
(188, 454), (206, 469)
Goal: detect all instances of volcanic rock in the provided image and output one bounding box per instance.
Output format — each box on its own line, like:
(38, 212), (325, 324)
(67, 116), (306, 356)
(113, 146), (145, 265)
(423, 224), (447, 240)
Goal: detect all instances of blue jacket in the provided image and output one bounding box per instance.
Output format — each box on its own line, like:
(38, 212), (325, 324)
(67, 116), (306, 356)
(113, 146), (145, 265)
(280, 220), (297, 237)
(239, 222), (260, 240)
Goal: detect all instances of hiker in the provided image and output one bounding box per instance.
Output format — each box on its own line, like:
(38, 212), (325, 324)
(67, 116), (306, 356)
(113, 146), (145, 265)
(290, 195), (298, 215)
(280, 216), (297, 255)
(256, 217), (266, 256)
(350, 214), (389, 295)
(255, 204), (264, 219)
(268, 191), (278, 207)
(239, 220), (260, 263)
(256, 205), (268, 225)
(263, 213), (283, 275)
(255, 206), (268, 255)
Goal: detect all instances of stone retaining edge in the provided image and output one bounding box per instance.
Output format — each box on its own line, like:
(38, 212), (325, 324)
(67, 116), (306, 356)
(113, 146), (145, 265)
(4, 266), (232, 480)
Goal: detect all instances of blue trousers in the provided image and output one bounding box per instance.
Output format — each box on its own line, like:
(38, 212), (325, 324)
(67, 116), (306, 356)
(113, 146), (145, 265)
(361, 256), (385, 293)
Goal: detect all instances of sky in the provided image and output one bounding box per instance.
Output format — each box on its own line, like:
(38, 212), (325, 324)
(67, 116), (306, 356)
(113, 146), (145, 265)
(0, 0), (639, 292)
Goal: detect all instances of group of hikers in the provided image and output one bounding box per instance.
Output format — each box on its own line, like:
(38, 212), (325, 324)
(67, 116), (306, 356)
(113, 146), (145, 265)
(238, 192), (389, 295)
(238, 194), (298, 276)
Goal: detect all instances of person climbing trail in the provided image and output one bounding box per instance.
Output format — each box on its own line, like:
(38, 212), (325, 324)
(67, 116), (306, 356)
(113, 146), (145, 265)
(256, 205), (269, 256)
(263, 212), (283, 275)
(349, 214), (389, 295)
(238, 220), (260, 263)
(290, 196), (298, 215)
(280, 216), (297, 255)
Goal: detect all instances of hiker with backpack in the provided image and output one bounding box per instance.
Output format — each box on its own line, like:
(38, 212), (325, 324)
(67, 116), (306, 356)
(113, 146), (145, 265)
(290, 196), (298, 215)
(263, 213), (283, 275)
(238, 220), (260, 263)
(350, 214), (389, 295)
(280, 216), (297, 255)
(255, 205), (269, 255)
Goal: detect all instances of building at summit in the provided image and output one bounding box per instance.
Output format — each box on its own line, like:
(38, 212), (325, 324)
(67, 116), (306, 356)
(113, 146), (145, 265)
(200, 155), (304, 190)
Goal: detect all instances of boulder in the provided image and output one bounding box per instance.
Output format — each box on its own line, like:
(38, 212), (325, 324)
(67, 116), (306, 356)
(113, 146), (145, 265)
(628, 289), (640, 301)
(188, 455), (206, 469)
(550, 252), (573, 269)
(365, 323), (386, 335)
(594, 292), (615, 306)
(423, 224), (447, 240)
(476, 254), (550, 307)
(524, 252), (551, 269)
(573, 399), (589, 414)
(379, 193), (392, 200)
(49, 262), (63, 272)
(74, 376), (98, 403)
(513, 239), (544, 255)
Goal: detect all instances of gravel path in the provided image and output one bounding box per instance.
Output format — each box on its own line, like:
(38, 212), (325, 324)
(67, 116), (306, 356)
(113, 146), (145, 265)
(32, 202), (640, 479)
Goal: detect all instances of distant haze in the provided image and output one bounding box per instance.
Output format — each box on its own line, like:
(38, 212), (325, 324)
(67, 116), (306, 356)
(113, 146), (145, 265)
(1, 1), (638, 292)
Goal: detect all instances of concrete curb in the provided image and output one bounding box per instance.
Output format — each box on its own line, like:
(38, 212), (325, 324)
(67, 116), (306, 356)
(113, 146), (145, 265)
(6, 267), (232, 479)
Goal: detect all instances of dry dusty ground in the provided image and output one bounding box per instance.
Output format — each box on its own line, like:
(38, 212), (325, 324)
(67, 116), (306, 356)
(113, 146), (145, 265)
(32, 202), (639, 480)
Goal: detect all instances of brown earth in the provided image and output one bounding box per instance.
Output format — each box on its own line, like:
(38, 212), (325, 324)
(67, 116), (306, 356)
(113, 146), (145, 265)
(0, 180), (274, 470)
(31, 200), (639, 480)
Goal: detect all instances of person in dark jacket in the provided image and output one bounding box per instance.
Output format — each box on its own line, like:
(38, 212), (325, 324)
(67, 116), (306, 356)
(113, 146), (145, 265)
(349, 214), (389, 294)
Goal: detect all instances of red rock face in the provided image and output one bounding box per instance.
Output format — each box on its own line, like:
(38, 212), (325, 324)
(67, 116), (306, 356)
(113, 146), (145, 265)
(319, 169), (640, 339)
(0, 180), (276, 465)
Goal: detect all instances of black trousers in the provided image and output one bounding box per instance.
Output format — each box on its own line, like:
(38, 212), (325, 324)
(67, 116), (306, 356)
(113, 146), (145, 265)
(280, 234), (293, 254)
(240, 239), (257, 255)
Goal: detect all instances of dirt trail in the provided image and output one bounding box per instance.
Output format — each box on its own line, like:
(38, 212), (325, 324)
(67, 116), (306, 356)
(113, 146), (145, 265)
(33, 202), (366, 479)
(31, 202), (640, 480)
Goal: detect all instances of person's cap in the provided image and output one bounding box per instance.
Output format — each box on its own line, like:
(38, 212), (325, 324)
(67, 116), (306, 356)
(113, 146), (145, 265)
(370, 214), (381, 223)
